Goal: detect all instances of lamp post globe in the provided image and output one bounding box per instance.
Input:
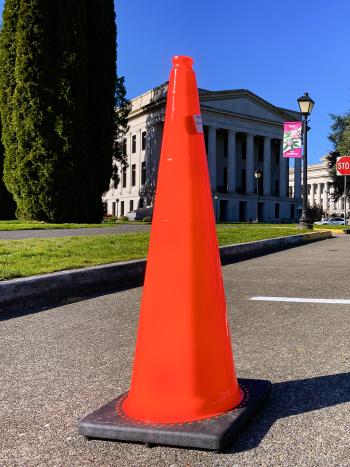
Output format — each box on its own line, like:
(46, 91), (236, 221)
(297, 92), (314, 229)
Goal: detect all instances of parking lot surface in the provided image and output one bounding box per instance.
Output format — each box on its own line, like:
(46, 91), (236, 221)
(1, 236), (350, 466)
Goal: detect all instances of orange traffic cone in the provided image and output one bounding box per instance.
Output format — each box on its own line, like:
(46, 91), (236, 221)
(123, 55), (242, 423)
(78, 56), (271, 451)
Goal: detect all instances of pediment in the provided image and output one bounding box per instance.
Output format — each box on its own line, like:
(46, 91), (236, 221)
(199, 91), (295, 123)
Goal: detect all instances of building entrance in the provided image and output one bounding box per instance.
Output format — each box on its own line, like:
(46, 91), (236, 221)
(219, 200), (229, 222)
(239, 201), (247, 222)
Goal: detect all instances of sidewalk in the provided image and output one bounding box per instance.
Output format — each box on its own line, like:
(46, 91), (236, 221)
(0, 224), (151, 240)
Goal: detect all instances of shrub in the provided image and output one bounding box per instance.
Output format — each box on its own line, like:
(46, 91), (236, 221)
(102, 215), (118, 223)
(306, 204), (324, 224)
(142, 216), (152, 223)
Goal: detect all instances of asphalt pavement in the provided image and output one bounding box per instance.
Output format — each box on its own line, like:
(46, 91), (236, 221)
(0, 224), (151, 240)
(1, 236), (350, 466)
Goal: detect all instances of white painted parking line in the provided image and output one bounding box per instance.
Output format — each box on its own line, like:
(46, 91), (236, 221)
(250, 296), (350, 304)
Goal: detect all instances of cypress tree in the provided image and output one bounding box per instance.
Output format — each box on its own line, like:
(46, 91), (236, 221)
(86, 0), (117, 220)
(0, 122), (16, 218)
(0, 0), (19, 218)
(9, 0), (60, 220)
(0, 0), (119, 222)
(112, 76), (131, 187)
(53, 0), (90, 222)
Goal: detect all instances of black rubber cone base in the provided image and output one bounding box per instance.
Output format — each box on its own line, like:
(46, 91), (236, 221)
(78, 378), (271, 452)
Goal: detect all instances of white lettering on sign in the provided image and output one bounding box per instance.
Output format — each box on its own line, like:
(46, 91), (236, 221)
(336, 156), (350, 175)
(337, 162), (350, 170)
(193, 114), (203, 133)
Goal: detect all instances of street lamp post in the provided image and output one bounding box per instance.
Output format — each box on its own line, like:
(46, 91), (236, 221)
(116, 199), (119, 218)
(254, 170), (262, 222)
(214, 195), (219, 223)
(297, 92), (314, 229)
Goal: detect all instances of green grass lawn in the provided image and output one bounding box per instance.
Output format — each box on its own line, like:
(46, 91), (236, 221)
(313, 224), (350, 230)
(0, 220), (145, 230)
(0, 225), (310, 280)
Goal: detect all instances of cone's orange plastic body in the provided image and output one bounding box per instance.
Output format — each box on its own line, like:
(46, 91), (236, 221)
(122, 56), (242, 423)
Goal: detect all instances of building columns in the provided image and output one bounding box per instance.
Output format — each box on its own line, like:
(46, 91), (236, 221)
(208, 126), (217, 191)
(246, 134), (254, 194)
(227, 129), (237, 192)
(294, 158), (302, 199)
(317, 183), (322, 206)
(263, 136), (271, 196)
(279, 140), (288, 198)
(310, 184), (315, 207)
(323, 182), (329, 212)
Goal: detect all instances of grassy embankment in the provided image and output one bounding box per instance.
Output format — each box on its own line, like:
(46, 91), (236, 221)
(0, 224), (310, 280)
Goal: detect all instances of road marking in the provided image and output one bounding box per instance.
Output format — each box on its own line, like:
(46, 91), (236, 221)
(250, 296), (350, 305)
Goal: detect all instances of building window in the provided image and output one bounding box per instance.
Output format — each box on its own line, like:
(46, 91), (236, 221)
(122, 166), (127, 188)
(139, 198), (144, 209)
(223, 167), (228, 192)
(224, 138), (228, 158)
(241, 169), (246, 193)
(275, 203), (280, 218)
(132, 135), (136, 153)
(242, 141), (246, 160)
(130, 200), (134, 212)
(141, 161), (146, 185)
(120, 201), (125, 216)
(291, 204), (295, 219)
(289, 186), (293, 198)
(258, 145), (264, 162)
(131, 164), (136, 186)
(239, 201), (247, 222)
(275, 149), (279, 164)
(142, 132), (146, 151)
(103, 202), (108, 215)
(275, 179), (279, 196)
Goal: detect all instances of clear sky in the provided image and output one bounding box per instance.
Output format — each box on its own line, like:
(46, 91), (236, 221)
(1, 0), (349, 165)
(116, 0), (350, 165)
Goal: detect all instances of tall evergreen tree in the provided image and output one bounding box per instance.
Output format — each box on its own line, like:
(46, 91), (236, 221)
(9, 0), (60, 220)
(326, 112), (350, 201)
(53, 0), (91, 222)
(0, 0), (19, 218)
(112, 76), (131, 186)
(0, 0), (120, 222)
(86, 0), (117, 218)
(0, 122), (16, 218)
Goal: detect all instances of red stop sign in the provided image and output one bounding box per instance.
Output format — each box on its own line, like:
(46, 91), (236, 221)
(336, 156), (350, 175)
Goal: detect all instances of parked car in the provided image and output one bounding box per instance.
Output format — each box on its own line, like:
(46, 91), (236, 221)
(314, 218), (331, 225)
(314, 217), (346, 225)
(329, 217), (346, 225)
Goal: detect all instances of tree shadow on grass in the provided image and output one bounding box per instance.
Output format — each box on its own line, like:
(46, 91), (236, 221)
(227, 372), (350, 453)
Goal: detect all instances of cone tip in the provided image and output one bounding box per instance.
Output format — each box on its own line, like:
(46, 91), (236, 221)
(172, 55), (194, 67)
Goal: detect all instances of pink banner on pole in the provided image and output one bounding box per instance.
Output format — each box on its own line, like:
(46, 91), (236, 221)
(283, 122), (302, 158)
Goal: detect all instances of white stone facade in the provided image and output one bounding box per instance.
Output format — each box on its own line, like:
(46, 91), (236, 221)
(289, 157), (350, 216)
(103, 83), (302, 222)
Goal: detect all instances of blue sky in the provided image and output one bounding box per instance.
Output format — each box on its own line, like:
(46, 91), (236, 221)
(116, 0), (350, 165)
(1, 1), (349, 164)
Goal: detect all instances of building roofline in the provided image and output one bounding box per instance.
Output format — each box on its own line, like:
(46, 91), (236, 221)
(128, 82), (299, 121)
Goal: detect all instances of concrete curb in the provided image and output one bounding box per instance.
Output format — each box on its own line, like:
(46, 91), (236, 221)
(0, 230), (332, 312)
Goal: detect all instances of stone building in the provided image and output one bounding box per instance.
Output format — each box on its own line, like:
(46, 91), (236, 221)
(289, 157), (350, 216)
(103, 83), (302, 222)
